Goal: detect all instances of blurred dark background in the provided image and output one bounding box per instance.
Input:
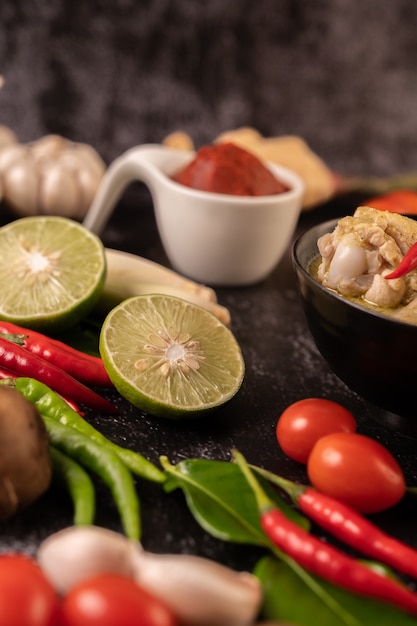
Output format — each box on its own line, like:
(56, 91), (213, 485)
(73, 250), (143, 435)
(1, 0), (417, 176)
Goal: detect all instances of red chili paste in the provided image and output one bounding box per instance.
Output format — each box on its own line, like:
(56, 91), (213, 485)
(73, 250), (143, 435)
(172, 142), (289, 196)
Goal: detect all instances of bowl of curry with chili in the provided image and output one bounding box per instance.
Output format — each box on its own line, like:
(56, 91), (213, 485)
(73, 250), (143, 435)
(293, 211), (417, 422)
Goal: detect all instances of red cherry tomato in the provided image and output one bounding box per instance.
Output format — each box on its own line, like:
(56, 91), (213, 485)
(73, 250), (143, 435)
(0, 553), (58, 626)
(276, 398), (357, 463)
(307, 432), (406, 514)
(60, 572), (178, 626)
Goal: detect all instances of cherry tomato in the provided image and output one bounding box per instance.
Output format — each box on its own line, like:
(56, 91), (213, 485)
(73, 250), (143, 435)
(276, 398), (357, 463)
(307, 432), (406, 514)
(60, 572), (178, 626)
(0, 553), (58, 626)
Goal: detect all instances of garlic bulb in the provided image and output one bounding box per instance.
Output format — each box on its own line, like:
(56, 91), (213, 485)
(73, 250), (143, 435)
(0, 133), (106, 219)
(37, 525), (262, 626)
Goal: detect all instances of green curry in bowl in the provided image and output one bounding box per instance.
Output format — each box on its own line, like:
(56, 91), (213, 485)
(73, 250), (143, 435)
(293, 210), (417, 421)
(312, 206), (417, 325)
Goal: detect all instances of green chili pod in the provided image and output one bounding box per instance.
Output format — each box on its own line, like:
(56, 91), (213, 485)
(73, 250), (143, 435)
(43, 416), (140, 541)
(6, 377), (165, 483)
(50, 446), (96, 526)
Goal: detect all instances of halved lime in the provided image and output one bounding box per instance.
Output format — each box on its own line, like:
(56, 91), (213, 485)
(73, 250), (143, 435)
(99, 294), (245, 418)
(0, 216), (106, 331)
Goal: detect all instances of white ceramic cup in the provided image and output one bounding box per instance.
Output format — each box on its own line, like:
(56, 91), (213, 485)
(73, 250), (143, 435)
(83, 144), (304, 286)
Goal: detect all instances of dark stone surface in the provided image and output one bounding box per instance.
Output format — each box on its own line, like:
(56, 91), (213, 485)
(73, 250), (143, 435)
(2, 0), (417, 176)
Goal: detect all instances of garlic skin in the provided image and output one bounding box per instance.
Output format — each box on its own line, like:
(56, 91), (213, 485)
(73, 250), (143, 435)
(37, 525), (263, 626)
(131, 549), (263, 626)
(0, 133), (106, 219)
(37, 525), (135, 595)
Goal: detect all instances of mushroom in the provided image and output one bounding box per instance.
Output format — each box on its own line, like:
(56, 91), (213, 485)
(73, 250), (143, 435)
(0, 387), (52, 519)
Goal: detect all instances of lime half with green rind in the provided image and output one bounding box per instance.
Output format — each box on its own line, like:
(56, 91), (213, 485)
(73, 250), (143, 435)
(0, 216), (106, 331)
(99, 294), (245, 419)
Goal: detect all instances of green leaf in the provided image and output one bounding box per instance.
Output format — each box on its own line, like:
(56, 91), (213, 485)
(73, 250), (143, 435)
(255, 556), (417, 626)
(161, 457), (308, 545)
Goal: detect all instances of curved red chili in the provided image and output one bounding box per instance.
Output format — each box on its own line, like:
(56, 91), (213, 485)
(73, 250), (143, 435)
(253, 466), (417, 580)
(0, 321), (111, 387)
(262, 509), (417, 616)
(234, 450), (417, 617)
(56, 394), (83, 415)
(296, 488), (417, 576)
(0, 366), (17, 380)
(0, 337), (117, 414)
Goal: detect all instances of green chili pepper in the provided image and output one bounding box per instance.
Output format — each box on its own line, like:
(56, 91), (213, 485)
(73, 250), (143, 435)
(50, 446), (96, 526)
(43, 416), (141, 541)
(2, 377), (165, 483)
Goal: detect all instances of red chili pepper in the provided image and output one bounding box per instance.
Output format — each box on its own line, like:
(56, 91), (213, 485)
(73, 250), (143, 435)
(0, 321), (111, 387)
(253, 467), (417, 580)
(367, 190), (417, 215)
(299, 488), (417, 580)
(234, 451), (417, 617)
(0, 367), (83, 414)
(261, 508), (417, 615)
(0, 366), (17, 380)
(0, 337), (117, 414)
(56, 393), (84, 415)
(385, 242), (417, 279)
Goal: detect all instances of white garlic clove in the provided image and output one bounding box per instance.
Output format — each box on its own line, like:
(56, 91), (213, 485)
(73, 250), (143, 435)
(131, 549), (263, 626)
(39, 162), (81, 216)
(37, 524), (262, 626)
(0, 144), (27, 174)
(30, 134), (69, 159)
(37, 525), (136, 595)
(2, 158), (39, 215)
(71, 143), (106, 179)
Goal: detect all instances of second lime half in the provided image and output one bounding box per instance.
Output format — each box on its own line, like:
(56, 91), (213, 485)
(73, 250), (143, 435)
(99, 294), (245, 418)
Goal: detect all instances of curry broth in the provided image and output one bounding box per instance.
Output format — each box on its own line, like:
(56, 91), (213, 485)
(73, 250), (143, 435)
(308, 254), (415, 322)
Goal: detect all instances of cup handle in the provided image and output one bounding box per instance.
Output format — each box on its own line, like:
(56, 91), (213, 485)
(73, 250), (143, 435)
(83, 144), (185, 235)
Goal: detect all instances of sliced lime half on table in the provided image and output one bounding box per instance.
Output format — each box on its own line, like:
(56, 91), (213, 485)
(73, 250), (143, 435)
(0, 216), (106, 331)
(99, 294), (245, 419)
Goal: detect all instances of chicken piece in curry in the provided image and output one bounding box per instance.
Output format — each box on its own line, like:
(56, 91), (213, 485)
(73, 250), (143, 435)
(316, 206), (417, 323)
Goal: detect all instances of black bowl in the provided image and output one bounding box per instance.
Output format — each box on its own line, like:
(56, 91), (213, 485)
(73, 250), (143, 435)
(293, 219), (417, 421)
